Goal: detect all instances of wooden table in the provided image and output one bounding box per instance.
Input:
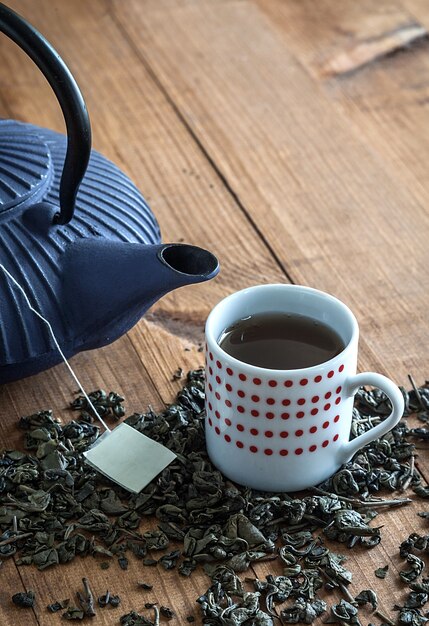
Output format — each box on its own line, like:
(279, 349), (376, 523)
(1, 0), (429, 623)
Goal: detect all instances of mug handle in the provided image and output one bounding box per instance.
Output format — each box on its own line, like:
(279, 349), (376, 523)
(337, 372), (404, 465)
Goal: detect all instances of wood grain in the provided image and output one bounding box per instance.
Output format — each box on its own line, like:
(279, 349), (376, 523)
(0, 0), (428, 623)
(0, 0), (286, 622)
(114, 0), (429, 385)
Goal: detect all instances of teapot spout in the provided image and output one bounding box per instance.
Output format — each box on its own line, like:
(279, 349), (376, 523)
(62, 240), (219, 349)
(158, 243), (219, 285)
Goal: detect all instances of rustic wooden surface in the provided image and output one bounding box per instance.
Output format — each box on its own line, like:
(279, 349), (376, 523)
(0, 0), (428, 623)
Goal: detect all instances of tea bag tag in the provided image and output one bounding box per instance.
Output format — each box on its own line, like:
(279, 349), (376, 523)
(84, 423), (176, 493)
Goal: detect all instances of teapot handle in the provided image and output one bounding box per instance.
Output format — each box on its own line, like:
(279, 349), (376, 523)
(0, 2), (91, 225)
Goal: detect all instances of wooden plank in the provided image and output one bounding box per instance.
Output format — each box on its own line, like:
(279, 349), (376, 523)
(254, 0), (429, 206)
(0, 0), (427, 623)
(404, 0), (429, 22)
(111, 0), (429, 616)
(0, 0), (287, 622)
(257, 0), (428, 79)
(244, 1), (429, 479)
(113, 0), (429, 388)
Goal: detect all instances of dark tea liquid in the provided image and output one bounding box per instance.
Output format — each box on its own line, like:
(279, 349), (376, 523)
(218, 312), (345, 369)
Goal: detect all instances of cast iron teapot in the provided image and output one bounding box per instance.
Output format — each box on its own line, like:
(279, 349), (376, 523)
(0, 3), (219, 383)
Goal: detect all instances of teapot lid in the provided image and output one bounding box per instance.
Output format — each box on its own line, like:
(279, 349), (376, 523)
(0, 121), (51, 212)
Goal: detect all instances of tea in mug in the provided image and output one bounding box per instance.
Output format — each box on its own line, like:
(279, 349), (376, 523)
(218, 312), (345, 369)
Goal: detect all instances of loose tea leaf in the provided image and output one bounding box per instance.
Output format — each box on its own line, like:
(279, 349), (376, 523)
(118, 555), (129, 570)
(12, 590), (35, 608)
(62, 605), (85, 620)
(158, 549), (181, 570)
(98, 591), (111, 608)
(47, 599), (69, 613)
(375, 565), (389, 579)
(76, 577), (96, 618)
(160, 605), (174, 619)
(355, 589), (378, 610)
(138, 582), (153, 590)
(400, 554), (425, 583)
(120, 607), (159, 625)
(330, 599), (361, 625)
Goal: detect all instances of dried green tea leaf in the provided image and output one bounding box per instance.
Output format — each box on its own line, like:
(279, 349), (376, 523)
(120, 609), (157, 625)
(355, 589), (378, 610)
(137, 582), (153, 590)
(160, 605), (174, 619)
(398, 607), (429, 626)
(375, 565), (389, 579)
(330, 599), (360, 625)
(404, 592), (429, 608)
(118, 556), (129, 570)
(47, 598), (69, 612)
(76, 578), (96, 618)
(280, 597), (327, 624)
(12, 590), (35, 608)
(158, 549), (181, 570)
(110, 595), (121, 608)
(62, 605), (85, 620)
(400, 554), (425, 583)
(179, 559), (197, 577)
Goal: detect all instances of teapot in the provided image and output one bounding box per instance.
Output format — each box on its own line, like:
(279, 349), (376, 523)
(0, 3), (219, 383)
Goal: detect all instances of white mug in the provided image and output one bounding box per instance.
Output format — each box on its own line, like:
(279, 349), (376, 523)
(204, 284), (404, 492)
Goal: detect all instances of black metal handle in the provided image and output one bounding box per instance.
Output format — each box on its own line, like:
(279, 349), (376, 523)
(0, 2), (91, 225)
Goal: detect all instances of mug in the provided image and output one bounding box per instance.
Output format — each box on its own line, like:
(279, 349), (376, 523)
(204, 284), (404, 492)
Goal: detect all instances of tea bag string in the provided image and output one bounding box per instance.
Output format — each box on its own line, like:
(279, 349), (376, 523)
(0, 264), (111, 433)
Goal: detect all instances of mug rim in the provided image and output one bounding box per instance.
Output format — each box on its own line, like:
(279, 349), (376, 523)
(205, 284), (359, 375)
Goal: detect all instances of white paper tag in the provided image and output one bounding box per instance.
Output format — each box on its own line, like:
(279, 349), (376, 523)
(83, 423), (176, 493)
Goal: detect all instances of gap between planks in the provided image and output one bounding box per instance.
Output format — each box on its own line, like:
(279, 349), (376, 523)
(109, 6), (294, 286)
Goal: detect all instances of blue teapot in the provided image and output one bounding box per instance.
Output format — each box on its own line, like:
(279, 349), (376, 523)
(0, 3), (219, 383)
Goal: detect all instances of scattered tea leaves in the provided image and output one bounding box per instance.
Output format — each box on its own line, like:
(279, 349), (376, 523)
(71, 390), (125, 422)
(2, 373), (429, 625)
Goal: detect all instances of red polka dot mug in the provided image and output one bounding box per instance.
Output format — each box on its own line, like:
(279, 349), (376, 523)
(205, 284), (404, 492)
